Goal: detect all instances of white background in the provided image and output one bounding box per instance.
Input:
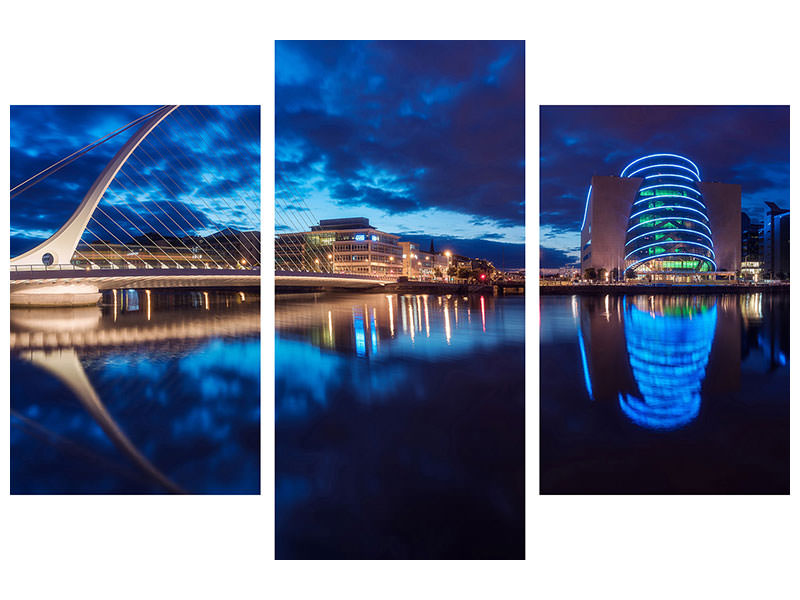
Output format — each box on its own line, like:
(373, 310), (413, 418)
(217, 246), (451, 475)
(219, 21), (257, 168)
(1, 1), (797, 598)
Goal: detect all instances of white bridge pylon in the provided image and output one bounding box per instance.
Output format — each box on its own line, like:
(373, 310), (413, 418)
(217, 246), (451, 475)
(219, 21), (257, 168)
(11, 105), (179, 268)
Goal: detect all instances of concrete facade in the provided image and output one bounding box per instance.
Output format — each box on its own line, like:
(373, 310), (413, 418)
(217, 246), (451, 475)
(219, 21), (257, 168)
(580, 175), (643, 278)
(699, 181), (742, 272)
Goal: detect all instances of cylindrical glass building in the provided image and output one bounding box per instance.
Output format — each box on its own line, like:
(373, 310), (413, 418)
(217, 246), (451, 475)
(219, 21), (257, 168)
(622, 154), (715, 278)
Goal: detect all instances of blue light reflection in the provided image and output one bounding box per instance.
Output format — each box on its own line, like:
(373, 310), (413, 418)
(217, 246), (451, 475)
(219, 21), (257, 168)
(621, 298), (717, 430)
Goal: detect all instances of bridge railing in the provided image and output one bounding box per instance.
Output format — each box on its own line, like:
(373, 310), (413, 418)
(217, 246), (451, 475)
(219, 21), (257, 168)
(11, 263), (260, 273)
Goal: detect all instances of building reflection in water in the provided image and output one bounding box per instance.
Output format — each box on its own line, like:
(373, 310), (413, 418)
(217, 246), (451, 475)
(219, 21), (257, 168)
(275, 291), (525, 558)
(275, 292), (511, 360)
(576, 293), (745, 431)
(620, 296), (717, 430)
(274, 292), (525, 421)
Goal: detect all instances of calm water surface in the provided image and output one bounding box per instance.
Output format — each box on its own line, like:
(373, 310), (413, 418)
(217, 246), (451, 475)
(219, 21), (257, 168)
(10, 289), (260, 494)
(541, 292), (789, 494)
(276, 292), (525, 559)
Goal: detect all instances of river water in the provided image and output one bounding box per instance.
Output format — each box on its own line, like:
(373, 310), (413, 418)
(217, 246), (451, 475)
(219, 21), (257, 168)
(541, 292), (789, 494)
(10, 289), (260, 494)
(275, 292), (525, 559)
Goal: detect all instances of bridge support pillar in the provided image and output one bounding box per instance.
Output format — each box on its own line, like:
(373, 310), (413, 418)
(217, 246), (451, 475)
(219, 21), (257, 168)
(10, 283), (102, 307)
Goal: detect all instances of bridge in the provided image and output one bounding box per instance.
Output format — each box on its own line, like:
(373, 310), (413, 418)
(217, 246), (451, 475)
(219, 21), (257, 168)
(275, 269), (395, 291)
(10, 105), (260, 306)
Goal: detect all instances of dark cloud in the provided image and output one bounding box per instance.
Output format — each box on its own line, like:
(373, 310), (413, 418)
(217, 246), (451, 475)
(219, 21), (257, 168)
(540, 105), (790, 260)
(395, 234), (524, 269)
(276, 41), (525, 244)
(540, 246), (578, 269)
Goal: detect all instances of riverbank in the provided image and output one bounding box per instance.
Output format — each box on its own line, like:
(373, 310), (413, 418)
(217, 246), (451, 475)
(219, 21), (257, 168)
(540, 283), (789, 295)
(276, 280), (525, 295)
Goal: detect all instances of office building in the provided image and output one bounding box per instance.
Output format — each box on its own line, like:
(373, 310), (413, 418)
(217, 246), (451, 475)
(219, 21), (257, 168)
(763, 202), (790, 279)
(276, 217), (403, 277)
(399, 241), (449, 280)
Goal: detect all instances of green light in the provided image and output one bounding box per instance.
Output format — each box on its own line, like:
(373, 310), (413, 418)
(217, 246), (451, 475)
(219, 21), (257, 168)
(661, 259), (700, 269)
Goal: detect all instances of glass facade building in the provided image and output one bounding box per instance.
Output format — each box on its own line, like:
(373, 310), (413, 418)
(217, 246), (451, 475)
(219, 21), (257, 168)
(622, 154), (716, 278)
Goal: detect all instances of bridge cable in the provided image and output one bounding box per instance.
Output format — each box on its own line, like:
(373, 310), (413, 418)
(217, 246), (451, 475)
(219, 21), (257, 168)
(117, 159), (226, 269)
(274, 180), (333, 272)
(112, 172), (204, 267)
(274, 176), (335, 273)
(158, 108), (262, 266)
(83, 224), (138, 265)
(10, 106), (170, 199)
(134, 128), (254, 269)
(140, 128), (261, 269)
(98, 191), (186, 268)
(89, 204), (179, 267)
(154, 107), (262, 237)
(180, 107), (264, 232)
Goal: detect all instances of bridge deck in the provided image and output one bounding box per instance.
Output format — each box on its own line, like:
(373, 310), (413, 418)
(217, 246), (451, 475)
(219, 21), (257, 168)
(275, 270), (394, 288)
(10, 267), (260, 290)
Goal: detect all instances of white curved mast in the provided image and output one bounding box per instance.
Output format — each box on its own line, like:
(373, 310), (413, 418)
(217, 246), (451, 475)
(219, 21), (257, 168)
(11, 105), (179, 267)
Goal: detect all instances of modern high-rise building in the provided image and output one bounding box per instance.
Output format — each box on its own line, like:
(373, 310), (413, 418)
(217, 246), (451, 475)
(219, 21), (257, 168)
(580, 154), (741, 281)
(763, 202), (790, 279)
(740, 212), (764, 281)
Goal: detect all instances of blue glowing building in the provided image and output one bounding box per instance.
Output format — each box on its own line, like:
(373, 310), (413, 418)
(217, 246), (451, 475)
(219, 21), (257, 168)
(622, 154), (715, 277)
(580, 154), (741, 281)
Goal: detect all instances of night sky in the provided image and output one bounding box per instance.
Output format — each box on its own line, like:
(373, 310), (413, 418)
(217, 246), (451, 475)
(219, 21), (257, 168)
(276, 40), (525, 268)
(10, 105), (260, 258)
(540, 106), (790, 268)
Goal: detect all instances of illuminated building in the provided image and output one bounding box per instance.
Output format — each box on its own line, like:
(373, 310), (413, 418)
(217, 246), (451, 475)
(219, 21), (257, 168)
(580, 153), (741, 281)
(276, 217), (402, 276)
(399, 241), (448, 280)
(740, 213), (763, 281)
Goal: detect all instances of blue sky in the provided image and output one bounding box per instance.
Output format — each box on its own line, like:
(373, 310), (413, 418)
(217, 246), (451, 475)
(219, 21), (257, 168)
(539, 106), (790, 268)
(10, 105), (260, 258)
(276, 41), (525, 268)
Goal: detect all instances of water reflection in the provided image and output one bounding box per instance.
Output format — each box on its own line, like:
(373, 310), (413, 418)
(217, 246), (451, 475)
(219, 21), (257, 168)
(541, 291), (789, 494)
(620, 297), (717, 430)
(10, 289), (260, 494)
(275, 292), (523, 360)
(576, 294), (734, 430)
(275, 292), (525, 559)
